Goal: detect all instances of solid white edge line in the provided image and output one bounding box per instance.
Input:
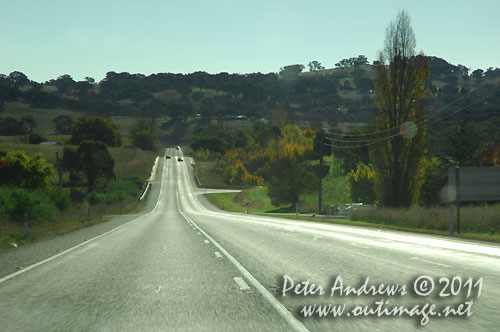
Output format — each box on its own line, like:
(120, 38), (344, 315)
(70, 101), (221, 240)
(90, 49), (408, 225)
(175, 191), (310, 332)
(0, 152), (168, 285)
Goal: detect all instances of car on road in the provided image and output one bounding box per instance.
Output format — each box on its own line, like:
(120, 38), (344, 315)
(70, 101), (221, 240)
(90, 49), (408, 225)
(177, 157), (183, 161)
(176, 145), (180, 150)
(165, 155), (171, 159)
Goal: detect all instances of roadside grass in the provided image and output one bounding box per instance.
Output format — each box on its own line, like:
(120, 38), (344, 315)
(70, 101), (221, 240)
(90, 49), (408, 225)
(205, 192), (500, 244)
(351, 205), (500, 236)
(0, 196), (143, 250)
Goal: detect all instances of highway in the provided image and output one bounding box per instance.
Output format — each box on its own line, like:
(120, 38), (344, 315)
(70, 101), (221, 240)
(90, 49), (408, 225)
(1, 147), (499, 331)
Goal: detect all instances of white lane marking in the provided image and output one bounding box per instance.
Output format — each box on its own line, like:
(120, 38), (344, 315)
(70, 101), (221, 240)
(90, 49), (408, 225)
(175, 194), (309, 332)
(163, 246), (167, 250)
(197, 232), (201, 235)
(313, 235), (323, 241)
(411, 257), (451, 268)
(155, 286), (162, 293)
(0, 152), (169, 284)
(204, 240), (210, 244)
(233, 277), (251, 291)
(214, 252), (222, 258)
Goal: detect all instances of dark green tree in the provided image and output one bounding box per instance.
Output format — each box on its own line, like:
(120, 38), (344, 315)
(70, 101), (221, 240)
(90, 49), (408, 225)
(70, 116), (122, 146)
(21, 115), (36, 132)
(53, 115), (73, 134)
(441, 119), (480, 166)
(26, 132), (46, 144)
(308, 61), (325, 72)
(77, 141), (115, 191)
(369, 10), (429, 207)
(129, 118), (158, 151)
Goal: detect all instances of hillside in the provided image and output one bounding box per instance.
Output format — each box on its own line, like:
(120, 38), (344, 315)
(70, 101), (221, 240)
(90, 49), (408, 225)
(1, 56), (500, 150)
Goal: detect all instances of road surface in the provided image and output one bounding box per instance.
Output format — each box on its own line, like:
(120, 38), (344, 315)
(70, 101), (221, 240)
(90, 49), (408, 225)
(1, 147), (499, 332)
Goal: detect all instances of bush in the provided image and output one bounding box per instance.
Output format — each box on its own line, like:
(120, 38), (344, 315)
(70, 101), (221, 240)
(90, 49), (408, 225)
(347, 163), (376, 204)
(47, 186), (72, 211)
(0, 187), (58, 223)
(26, 132), (46, 144)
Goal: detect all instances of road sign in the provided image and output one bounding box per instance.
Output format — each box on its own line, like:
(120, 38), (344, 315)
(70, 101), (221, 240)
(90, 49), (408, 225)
(448, 167), (500, 202)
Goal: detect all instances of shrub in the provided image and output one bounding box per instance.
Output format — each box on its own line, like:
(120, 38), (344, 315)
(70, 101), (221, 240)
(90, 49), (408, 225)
(347, 163), (376, 204)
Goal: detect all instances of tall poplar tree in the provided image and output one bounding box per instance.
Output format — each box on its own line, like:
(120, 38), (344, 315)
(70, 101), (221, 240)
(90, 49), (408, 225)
(370, 11), (429, 207)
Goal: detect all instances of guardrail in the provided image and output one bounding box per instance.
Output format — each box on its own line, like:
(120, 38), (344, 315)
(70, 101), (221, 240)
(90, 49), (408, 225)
(139, 156), (160, 202)
(336, 203), (377, 217)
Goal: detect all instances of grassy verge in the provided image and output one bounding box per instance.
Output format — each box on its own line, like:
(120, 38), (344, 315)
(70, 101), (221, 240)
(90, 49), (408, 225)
(205, 190), (500, 244)
(0, 197), (143, 250)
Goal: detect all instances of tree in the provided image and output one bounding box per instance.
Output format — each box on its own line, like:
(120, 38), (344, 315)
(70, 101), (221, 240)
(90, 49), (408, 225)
(0, 117), (28, 135)
(369, 10), (429, 207)
(21, 115), (36, 132)
(26, 132), (46, 144)
(347, 163), (376, 204)
(472, 69), (483, 79)
(308, 61), (325, 72)
(76, 140), (115, 191)
(480, 142), (500, 167)
(278, 64), (304, 87)
(441, 119), (480, 166)
(129, 118), (158, 151)
(0, 151), (54, 189)
(53, 115), (73, 134)
(70, 116), (122, 146)
(267, 125), (316, 207)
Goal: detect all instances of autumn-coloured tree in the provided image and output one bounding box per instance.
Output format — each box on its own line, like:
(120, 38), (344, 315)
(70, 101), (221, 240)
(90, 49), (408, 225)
(480, 142), (500, 167)
(347, 163), (376, 204)
(267, 125), (316, 207)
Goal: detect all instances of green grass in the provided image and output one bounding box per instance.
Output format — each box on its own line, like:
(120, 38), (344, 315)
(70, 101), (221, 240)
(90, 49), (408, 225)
(205, 187), (500, 244)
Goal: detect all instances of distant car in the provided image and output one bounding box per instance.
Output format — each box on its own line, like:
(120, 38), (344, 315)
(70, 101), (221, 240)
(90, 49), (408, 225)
(176, 146), (180, 150)
(177, 157), (183, 161)
(165, 155), (171, 159)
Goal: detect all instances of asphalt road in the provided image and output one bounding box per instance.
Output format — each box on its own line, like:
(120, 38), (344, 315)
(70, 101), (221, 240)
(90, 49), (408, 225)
(1, 147), (500, 332)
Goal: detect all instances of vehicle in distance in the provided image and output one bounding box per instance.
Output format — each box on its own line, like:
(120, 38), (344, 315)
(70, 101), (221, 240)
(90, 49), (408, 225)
(177, 157), (183, 161)
(176, 146), (180, 150)
(165, 155), (171, 159)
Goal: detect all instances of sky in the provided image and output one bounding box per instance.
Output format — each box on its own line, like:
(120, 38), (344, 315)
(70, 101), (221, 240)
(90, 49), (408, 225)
(1, 0), (499, 83)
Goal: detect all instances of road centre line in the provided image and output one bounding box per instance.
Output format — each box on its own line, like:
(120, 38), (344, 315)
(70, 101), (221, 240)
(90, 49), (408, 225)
(175, 190), (310, 332)
(214, 252), (222, 258)
(204, 240), (210, 244)
(233, 277), (251, 291)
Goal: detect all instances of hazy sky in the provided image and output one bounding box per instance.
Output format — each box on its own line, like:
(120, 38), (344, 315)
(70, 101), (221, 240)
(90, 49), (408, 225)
(1, 0), (499, 83)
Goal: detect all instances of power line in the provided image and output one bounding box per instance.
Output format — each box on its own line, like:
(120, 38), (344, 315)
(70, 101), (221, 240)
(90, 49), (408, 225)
(316, 85), (499, 138)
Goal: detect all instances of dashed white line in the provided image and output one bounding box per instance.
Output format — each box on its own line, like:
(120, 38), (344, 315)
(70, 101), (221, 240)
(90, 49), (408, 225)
(155, 286), (162, 293)
(176, 207), (309, 332)
(411, 257), (451, 268)
(214, 252), (222, 258)
(233, 277), (251, 291)
(204, 240), (209, 244)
